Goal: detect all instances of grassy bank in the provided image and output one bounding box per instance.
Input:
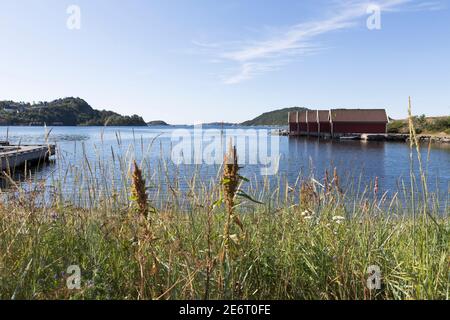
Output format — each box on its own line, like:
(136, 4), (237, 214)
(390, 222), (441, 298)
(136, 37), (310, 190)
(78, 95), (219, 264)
(0, 165), (448, 300)
(0, 111), (449, 300)
(388, 115), (450, 136)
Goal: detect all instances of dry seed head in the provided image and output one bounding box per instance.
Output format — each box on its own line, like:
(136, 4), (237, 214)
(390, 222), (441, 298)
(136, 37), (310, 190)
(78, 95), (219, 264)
(374, 177), (379, 195)
(324, 169), (330, 194)
(221, 141), (241, 261)
(300, 181), (317, 210)
(333, 168), (341, 192)
(131, 160), (148, 218)
(223, 143), (239, 212)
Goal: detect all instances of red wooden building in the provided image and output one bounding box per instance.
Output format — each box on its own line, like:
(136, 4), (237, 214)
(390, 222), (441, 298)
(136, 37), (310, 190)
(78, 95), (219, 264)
(298, 111), (308, 134)
(307, 110), (319, 134)
(289, 111), (298, 134)
(318, 110), (331, 134)
(288, 109), (389, 136)
(330, 109), (388, 135)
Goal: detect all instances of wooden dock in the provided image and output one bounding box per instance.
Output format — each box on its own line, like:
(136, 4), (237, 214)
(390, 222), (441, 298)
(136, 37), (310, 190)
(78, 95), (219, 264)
(0, 143), (56, 171)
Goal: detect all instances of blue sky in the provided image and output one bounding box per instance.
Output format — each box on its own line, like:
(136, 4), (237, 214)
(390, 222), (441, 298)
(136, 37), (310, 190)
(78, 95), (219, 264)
(0, 0), (449, 124)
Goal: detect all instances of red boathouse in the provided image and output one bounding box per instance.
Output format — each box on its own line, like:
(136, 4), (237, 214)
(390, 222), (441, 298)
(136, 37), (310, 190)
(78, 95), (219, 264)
(288, 108), (389, 137)
(330, 109), (388, 135)
(318, 110), (331, 135)
(289, 112), (298, 134)
(307, 110), (319, 135)
(298, 111), (308, 134)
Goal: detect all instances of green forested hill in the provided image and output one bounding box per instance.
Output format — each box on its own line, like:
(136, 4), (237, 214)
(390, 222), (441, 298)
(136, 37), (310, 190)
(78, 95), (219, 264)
(241, 107), (309, 126)
(0, 97), (147, 126)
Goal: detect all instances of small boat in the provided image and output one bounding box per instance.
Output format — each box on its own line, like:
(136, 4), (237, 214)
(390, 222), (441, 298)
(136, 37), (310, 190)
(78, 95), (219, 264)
(339, 136), (361, 141)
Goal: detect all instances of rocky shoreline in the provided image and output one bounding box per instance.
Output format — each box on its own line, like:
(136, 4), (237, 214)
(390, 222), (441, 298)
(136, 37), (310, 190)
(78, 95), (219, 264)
(271, 130), (450, 144)
(362, 133), (450, 144)
(415, 135), (450, 144)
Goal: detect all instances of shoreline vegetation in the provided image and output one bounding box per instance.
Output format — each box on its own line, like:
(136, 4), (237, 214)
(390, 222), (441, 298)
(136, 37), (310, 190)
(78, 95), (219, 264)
(0, 97), (147, 127)
(1, 97), (449, 140)
(272, 130), (450, 144)
(0, 110), (448, 300)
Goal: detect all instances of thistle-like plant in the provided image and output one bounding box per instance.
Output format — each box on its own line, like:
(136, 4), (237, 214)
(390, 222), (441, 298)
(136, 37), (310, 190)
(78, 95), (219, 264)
(131, 160), (148, 219)
(222, 143), (240, 254)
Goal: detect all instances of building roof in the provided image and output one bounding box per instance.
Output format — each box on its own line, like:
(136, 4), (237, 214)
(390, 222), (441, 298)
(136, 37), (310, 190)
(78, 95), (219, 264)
(330, 109), (388, 123)
(317, 110), (330, 122)
(298, 111), (308, 122)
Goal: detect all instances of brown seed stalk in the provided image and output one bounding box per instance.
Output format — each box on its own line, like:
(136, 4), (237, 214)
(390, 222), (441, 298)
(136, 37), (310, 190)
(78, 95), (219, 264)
(131, 160), (148, 219)
(222, 142), (240, 258)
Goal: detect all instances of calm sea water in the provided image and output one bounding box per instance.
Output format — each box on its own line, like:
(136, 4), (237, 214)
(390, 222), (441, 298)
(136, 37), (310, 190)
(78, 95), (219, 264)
(2, 125), (450, 206)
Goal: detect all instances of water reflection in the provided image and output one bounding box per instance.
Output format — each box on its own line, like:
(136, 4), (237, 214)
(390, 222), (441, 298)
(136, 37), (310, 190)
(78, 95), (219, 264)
(1, 126), (449, 204)
(286, 137), (387, 185)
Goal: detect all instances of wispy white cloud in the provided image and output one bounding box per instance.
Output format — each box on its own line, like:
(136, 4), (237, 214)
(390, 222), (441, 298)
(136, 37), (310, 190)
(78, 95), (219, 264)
(405, 1), (447, 11)
(195, 0), (444, 84)
(222, 61), (287, 85)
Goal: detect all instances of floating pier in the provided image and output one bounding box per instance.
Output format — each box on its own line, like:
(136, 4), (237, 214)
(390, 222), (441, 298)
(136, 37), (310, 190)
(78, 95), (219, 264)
(0, 142), (56, 171)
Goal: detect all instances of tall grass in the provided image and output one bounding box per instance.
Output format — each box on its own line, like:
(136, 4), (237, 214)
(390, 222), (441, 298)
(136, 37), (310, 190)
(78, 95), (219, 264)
(0, 113), (448, 300)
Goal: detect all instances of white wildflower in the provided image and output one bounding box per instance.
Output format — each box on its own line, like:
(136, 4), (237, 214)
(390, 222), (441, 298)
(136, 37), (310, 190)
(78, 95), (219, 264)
(332, 216), (346, 224)
(301, 210), (315, 217)
(230, 234), (240, 244)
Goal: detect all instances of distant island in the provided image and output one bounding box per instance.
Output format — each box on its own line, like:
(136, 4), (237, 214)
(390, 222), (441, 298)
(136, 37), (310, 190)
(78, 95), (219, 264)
(0, 97), (147, 126)
(241, 107), (308, 126)
(147, 120), (169, 126)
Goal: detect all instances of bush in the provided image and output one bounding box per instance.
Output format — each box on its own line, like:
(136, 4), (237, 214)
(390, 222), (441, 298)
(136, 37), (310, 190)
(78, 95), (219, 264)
(388, 117), (450, 135)
(428, 117), (450, 133)
(387, 120), (407, 134)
